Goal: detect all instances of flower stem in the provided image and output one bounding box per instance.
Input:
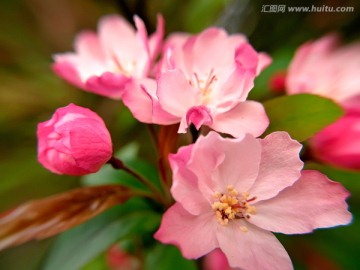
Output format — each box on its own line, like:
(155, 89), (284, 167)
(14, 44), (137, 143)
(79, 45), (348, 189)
(107, 156), (166, 205)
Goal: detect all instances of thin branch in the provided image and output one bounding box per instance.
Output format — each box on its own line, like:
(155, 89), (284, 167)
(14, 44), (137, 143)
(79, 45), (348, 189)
(107, 156), (166, 205)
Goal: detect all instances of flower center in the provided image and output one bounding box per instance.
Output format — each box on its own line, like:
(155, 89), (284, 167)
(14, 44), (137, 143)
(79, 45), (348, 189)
(212, 185), (257, 226)
(189, 69), (217, 105)
(111, 54), (136, 76)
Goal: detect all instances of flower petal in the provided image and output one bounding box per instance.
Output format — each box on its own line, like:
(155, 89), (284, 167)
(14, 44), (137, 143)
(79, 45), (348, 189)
(250, 170), (352, 234)
(212, 63), (256, 109)
(154, 203), (218, 259)
(85, 72), (129, 99)
(248, 132), (303, 201)
(256, 52), (272, 75)
(186, 106), (213, 130)
(182, 28), (237, 76)
(148, 14), (165, 61)
(52, 58), (83, 89)
(157, 69), (201, 116)
(170, 145), (211, 215)
(187, 132), (226, 199)
(216, 221), (292, 270)
(211, 101), (269, 138)
(187, 132), (261, 198)
(121, 79), (155, 123)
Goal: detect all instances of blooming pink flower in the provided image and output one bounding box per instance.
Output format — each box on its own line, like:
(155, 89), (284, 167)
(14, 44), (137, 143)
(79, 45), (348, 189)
(52, 14), (164, 99)
(37, 103), (113, 175)
(286, 34), (360, 169)
(286, 34), (360, 110)
(310, 110), (360, 170)
(122, 28), (270, 137)
(155, 131), (351, 270)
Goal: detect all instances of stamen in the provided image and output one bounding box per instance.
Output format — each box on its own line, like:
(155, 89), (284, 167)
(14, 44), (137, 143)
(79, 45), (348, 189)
(111, 54), (136, 76)
(212, 187), (257, 226)
(239, 226), (248, 233)
(191, 70), (217, 105)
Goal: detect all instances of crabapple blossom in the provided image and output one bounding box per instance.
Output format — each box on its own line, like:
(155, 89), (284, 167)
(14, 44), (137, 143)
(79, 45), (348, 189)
(155, 131), (351, 270)
(286, 34), (360, 110)
(122, 28), (270, 137)
(37, 103), (112, 176)
(52, 14), (163, 99)
(286, 34), (360, 169)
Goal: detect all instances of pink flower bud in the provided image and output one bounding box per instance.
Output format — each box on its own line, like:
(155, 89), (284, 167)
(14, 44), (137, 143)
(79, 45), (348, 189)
(37, 103), (113, 175)
(310, 111), (360, 170)
(106, 244), (140, 270)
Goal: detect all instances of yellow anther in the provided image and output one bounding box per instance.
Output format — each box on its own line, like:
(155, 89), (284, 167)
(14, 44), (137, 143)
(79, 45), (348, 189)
(239, 226), (248, 233)
(213, 187), (257, 226)
(214, 191), (222, 198)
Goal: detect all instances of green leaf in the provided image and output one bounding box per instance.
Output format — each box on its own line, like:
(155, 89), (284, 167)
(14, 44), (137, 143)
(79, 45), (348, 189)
(144, 244), (197, 270)
(264, 94), (344, 141)
(81, 253), (108, 270)
(42, 198), (161, 270)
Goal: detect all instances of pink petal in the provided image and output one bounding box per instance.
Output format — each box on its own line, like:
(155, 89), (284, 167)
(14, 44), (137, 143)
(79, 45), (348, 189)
(148, 14), (165, 61)
(187, 132), (261, 199)
(248, 132), (303, 201)
(216, 221), (292, 270)
(203, 249), (232, 270)
(250, 170), (352, 234)
(52, 60), (84, 89)
(74, 31), (106, 63)
(211, 133), (262, 194)
(182, 28), (235, 76)
(154, 203), (218, 259)
(186, 105), (213, 130)
(256, 52), (272, 75)
(286, 34), (339, 95)
(170, 145), (211, 215)
(187, 132), (226, 199)
(211, 101), (269, 138)
(157, 69), (201, 116)
(98, 15), (148, 78)
(53, 32), (108, 86)
(158, 32), (191, 73)
(85, 72), (129, 99)
(98, 15), (136, 60)
(234, 43), (258, 73)
(120, 79), (154, 123)
(212, 63), (256, 109)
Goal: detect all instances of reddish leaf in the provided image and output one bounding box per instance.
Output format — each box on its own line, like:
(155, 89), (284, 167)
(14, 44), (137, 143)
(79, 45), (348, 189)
(0, 185), (132, 251)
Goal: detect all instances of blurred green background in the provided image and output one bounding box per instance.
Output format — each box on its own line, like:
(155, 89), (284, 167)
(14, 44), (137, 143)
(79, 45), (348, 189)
(0, 0), (359, 269)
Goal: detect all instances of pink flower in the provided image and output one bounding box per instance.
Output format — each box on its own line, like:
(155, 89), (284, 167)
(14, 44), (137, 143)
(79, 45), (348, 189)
(310, 110), (360, 170)
(122, 28), (270, 137)
(203, 249), (233, 270)
(286, 34), (360, 110)
(52, 14), (164, 99)
(286, 34), (360, 169)
(37, 103), (113, 176)
(155, 131), (351, 270)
